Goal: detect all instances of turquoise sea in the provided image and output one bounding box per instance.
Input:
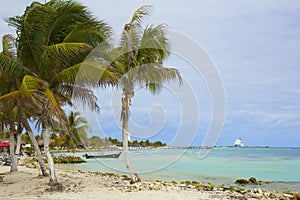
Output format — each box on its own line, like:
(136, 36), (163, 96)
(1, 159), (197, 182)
(56, 147), (300, 193)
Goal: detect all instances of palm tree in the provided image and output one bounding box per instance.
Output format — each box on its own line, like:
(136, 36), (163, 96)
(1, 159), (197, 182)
(0, 34), (49, 175)
(1, 0), (115, 183)
(55, 111), (90, 150)
(0, 76), (50, 176)
(102, 6), (182, 182)
(0, 34), (16, 172)
(0, 35), (26, 173)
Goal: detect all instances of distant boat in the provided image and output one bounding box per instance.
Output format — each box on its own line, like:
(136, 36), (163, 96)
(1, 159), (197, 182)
(234, 138), (244, 147)
(82, 152), (122, 159)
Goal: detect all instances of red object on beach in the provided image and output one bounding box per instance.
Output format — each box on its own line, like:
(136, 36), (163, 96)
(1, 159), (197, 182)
(0, 142), (15, 147)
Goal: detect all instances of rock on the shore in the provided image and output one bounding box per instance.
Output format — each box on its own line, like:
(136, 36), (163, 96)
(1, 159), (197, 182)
(283, 193), (294, 199)
(235, 177), (263, 185)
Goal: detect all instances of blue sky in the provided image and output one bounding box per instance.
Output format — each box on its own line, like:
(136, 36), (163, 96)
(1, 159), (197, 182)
(1, 1), (299, 147)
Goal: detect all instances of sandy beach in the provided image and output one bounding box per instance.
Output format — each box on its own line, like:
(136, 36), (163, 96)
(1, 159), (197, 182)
(0, 164), (298, 200)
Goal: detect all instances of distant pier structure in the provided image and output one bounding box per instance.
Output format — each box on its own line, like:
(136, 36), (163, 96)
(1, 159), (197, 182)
(163, 146), (213, 149)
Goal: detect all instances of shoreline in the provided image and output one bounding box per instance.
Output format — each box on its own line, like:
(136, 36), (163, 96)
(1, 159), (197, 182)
(56, 162), (300, 194)
(0, 165), (299, 200)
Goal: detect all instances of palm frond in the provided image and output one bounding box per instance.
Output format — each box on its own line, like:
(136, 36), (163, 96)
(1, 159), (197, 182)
(2, 34), (16, 58)
(0, 90), (20, 103)
(21, 75), (45, 95)
(63, 20), (111, 47)
(130, 5), (153, 24)
(68, 85), (100, 113)
(43, 86), (69, 134)
(41, 42), (92, 70)
(0, 54), (31, 76)
(51, 62), (117, 88)
(121, 64), (182, 94)
(44, 42), (91, 57)
(138, 24), (170, 63)
(17, 3), (55, 71)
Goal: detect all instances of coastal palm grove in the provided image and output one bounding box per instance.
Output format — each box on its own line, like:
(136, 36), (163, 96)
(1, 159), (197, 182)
(0, 0), (181, 184)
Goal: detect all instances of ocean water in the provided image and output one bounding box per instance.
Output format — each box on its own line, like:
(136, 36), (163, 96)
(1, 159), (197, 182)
(56, 147), (300, 193)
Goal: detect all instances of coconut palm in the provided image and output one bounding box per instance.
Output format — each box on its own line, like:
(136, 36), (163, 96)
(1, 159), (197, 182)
(55, 111), (90, 150)
(0, 35), (16, 172)
(0, 34), (25, 173)
(1, 0), (115, 183)
(104, 6), (182, 182)
(0, 34), (49, 175)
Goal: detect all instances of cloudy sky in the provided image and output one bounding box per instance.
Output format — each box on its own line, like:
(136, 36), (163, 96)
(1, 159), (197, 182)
(1, 0), (299, 147)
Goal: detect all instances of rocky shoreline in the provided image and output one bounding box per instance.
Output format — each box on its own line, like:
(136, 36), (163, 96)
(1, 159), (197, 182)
(64, 169), (299, 200)
(1, 158), (299, 200)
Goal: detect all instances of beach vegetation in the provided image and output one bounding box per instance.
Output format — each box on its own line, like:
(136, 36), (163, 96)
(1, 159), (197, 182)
(208, 183), (215, 190)
(228, 186), (235, 192)
(105, 137), (167, 147)
(52, 156), (86, 164)
(0, 22), (44, 176)
(0, 34), (23, 173)
(88, 136), (104, 148)
(235, 187), (246, 193)
(103, 5), (182, 183)
(191, 181), (199, 185)
(0, 0), (181, 187)
(184, 180), (191, 185)
(0, 0), (114, 184)
(53, 111), (90, 151)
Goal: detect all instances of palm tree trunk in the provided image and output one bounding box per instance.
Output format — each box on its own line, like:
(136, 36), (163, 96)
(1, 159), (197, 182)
(42, 119), (58, 184)
(17, 103), (48, 176)
(9, 127), (17, 172)
(122, 91), (141, 183)
(15, 124), (22, 156)
(0, 123), (4, 138)
(26, 127), (48, 176)
(15, 133), (21, 156)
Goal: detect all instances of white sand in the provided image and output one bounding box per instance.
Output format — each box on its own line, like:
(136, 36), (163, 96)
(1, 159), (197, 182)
(0, 165), (293, 200)
(0, 166), (237, 200)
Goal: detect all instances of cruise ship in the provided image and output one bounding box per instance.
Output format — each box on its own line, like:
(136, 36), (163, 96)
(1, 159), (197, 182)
(234, 138), (244, 147)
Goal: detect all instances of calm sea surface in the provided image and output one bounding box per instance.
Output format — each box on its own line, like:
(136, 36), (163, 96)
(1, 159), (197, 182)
(56, 147), (300, 192)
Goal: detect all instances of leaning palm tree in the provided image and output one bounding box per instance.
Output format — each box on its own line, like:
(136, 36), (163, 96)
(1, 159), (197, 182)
(104, 6), (182, 182)
(0, 76), (50, 176)
(0, 34), (49, 175)
(0, 34), (17, 172)
(1, 0), (115, 184)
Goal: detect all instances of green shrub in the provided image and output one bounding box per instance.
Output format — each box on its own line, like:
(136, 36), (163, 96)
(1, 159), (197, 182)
(184, 181), (191, 185)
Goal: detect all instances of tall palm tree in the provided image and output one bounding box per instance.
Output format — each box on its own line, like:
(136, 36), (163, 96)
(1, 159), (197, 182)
(0, 35), (30, 173)
(0, 34), (49, 175)
(101, 6), (182, 182)
(1, 0), (115, 183)
(0, 35), (16, 172)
